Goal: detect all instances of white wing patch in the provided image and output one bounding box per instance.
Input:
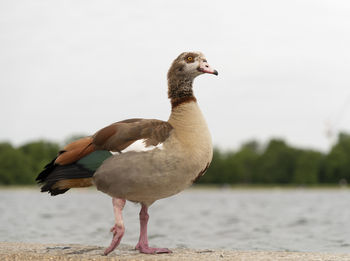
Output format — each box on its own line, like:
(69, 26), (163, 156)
(121, 139), (163, 153)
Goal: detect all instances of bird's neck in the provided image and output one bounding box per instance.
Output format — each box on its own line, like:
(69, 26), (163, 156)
(168, 77), (195, 109)
(168, 99), (212, 155)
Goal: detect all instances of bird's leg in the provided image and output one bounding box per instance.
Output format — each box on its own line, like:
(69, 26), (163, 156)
(135, 204), (172, 254)
(104, 198), (126, 255)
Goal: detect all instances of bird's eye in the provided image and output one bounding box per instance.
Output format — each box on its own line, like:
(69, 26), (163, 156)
(187, 56), (193, 62)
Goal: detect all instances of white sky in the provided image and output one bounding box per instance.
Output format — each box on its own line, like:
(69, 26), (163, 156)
(1, 0), (350, 152)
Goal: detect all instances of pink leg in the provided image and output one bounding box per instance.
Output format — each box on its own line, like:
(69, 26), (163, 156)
(135, 204), (172, 254)
(104, 198), (126, 255)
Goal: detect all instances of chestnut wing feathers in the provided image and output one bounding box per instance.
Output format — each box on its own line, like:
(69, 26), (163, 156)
(92, 119), (173, 152)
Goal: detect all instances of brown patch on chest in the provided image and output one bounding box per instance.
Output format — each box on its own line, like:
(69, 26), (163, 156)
(192, 162), (210, 183)
(171, 96), (197, 109)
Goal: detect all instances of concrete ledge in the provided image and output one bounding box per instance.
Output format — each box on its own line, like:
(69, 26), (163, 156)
(1, 242), (350, 261)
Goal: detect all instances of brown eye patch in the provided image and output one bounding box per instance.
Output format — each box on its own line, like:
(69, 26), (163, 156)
(184, 53), (198, 63)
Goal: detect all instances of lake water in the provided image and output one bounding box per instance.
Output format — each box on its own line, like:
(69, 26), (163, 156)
(1, 187), (350, 253)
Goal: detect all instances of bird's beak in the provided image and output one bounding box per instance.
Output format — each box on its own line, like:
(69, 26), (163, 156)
(198, 60), (218, 76)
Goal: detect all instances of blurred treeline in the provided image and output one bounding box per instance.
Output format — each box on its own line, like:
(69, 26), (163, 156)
(0, 133), (350, 185)
(201, 132), (350, 185)
(0, 141), (59, 184)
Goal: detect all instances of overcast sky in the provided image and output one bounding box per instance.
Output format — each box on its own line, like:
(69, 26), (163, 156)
(1, 0), (350, 152)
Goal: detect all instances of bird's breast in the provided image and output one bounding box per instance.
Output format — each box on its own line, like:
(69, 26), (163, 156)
(94, 101), (213, 204)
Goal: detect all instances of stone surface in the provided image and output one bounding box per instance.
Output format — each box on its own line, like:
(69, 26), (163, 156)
(1, 242), (350, 261)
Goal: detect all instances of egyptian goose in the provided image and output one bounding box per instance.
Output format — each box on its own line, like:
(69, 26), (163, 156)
(36, 52), (218, 255)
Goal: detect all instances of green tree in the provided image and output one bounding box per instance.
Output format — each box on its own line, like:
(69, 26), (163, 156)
(0, 142), (32, 184)
(199, 148), (228, 184)
(323, 133), (350, 183)
(229, 141), (260, 183)
(19, 140), (60, 180)
(293, 150), (323, 184)
(255, 139), (297, 184)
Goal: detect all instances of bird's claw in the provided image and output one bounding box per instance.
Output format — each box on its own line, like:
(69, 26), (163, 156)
(135, 243), (172, 254)
(110, 225), (118, 234)
(104, 224), (125, 255)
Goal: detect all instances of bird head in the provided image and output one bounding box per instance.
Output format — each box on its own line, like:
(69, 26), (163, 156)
(168, 52), (218, 81)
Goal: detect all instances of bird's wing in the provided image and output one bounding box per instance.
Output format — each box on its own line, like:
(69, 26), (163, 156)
(53, 119), (173, 166)
(92, 118), (173, 152)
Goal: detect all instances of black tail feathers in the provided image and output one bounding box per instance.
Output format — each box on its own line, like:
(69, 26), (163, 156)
(36, 159), (94, 196)
(36, 157), (57, 184)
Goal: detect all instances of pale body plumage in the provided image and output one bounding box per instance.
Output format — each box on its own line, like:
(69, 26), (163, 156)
(37, 51), (218, 255)
(93, 101), (213, 206)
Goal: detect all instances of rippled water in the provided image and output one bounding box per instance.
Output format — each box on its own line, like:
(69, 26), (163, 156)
(1, 187), (350, 253)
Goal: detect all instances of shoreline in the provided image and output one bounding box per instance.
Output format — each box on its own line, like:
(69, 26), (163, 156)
(1, 242), (350, 261)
